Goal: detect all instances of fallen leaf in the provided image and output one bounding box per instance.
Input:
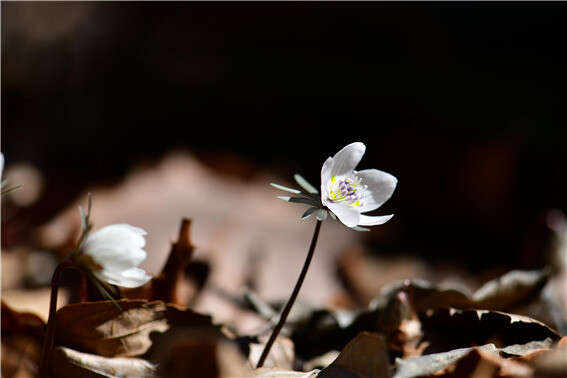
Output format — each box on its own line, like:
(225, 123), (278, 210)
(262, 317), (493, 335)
(1, 301), (46, 378)
(393, 342), (541, 378)
(150, 329), (251, 378)
(54, 299), (219, 357)
(253, 367), (320, 377)
(516, 336), (567, 377)
(472, 268), (551, 312)
(441, 348), (533, 377)
(51, 346), (156, 378)
(318, 332), (390, 378)
(421, 308), (560, 354)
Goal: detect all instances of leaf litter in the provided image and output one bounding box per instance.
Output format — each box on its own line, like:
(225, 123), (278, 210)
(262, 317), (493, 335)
(1, 152), (566, 377)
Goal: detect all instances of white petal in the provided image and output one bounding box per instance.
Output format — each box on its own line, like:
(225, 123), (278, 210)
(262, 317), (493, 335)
(0, 153), (4, 178)
(81, 223), (148, 270)
(98, 267), (152, 288)
(87, 245), (147, 270)
(83, 224), (146, 251)
(356, 169), (397, 212)
(358, 214), (394, 226)
(320, 156), (334, 200)
(329, 142), (365, 177)
(327, 202), (361, 228)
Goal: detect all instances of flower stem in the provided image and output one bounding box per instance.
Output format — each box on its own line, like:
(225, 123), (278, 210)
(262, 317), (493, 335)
(256, 219), (322, 369)
(38, 262), (69, 377)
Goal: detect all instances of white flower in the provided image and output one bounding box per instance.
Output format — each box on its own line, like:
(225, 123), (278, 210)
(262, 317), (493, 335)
(271, 142), (397, 230)
(320, 142), (397, 229)
(75, 224), (152, 288)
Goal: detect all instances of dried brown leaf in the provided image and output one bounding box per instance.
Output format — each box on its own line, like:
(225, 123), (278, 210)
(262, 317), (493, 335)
(319, 332), (390, 378)
(472, 268), (551, 312)
(422, 308), (560, 354)
(436, 347), (534, 378)
(54, 299), (219, 357)
(515, 336), (567, 377)
(152, 329), (251, 378)
(393, 340), (550, 378)
(253, 367), (320, 377)
(1, 301), (46, 378)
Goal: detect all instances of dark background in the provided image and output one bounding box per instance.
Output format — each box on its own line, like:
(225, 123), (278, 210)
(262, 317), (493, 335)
(2, 2), (566, 272)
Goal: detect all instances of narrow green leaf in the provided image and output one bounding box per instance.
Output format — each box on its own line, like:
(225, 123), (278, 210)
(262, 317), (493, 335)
(302, 207), (318, 219)
(288, 197), (318, 206)
(270, 183), (301, 194)
(294, 174), (318, 194)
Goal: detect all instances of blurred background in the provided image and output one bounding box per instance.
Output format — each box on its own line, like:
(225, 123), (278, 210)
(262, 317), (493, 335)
(2, 2), (566, 290)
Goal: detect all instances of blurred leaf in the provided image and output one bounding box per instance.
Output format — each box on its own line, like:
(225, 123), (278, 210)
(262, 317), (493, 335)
(1, 301), (45, 340)
(393, 338), (556, 378)
(374, 279), (473, 315)
(394, 343), (501, 378)
(421, 308), (560, 355)
(249, 334), (295, 370)
(292, 310), (344, 361)
(318, 332), (390, 378)
(1, 301), (45, 378)
(472, 268), (552, 312)
(152, 330), (251, 378)
(253, 367), (319, 377)
(512, 336), (567, 377)
(55, 299), (219, 357)
(51, 347), (156, 378)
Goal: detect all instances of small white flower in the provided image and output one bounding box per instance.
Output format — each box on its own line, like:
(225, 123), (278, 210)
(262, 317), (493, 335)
(321, 142), (397, 229)
(271, 142), (397, 231)
(75, 224), (152, 288)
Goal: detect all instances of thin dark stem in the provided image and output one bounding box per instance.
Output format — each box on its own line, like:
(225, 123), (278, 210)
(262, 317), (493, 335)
(256, 220), (322, 368)
(38, 262), (69, 377)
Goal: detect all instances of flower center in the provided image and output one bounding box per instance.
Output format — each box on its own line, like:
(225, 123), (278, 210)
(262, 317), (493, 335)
(327, 174), (366, 207)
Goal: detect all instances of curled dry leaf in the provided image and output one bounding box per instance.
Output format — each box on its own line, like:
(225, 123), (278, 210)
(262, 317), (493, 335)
(370, 279), (473, 317)
(393, 339), (557, 378)
(253, 367), (320, 377)
(51, 347), (157, 378)
(472, 268), (552, 312)
(422, 308), (560, 355)
(446, 348), (534, 378)
(514, 336), (567, 377)
(54, 299), (219, 357)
